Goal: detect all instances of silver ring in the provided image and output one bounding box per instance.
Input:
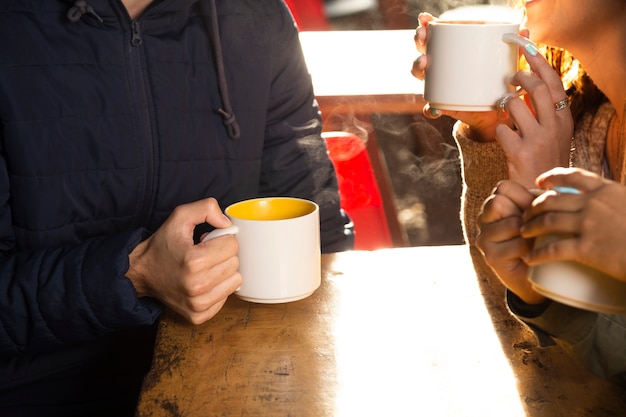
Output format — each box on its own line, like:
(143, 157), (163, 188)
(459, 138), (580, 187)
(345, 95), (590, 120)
(498, 96), (512, 111)
(554, 97), (570, 111)
(497, 88), (526, 112)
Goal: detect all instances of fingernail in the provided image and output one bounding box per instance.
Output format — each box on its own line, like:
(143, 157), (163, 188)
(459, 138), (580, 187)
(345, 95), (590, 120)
(553, 186), (581, 194)
(501, 34), (539, 57)
(423, 105), (441, 119)
(414, 55), (422, 66)
(524, 42), (539, 56)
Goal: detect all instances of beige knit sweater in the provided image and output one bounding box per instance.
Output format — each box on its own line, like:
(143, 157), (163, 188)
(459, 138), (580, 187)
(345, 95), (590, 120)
(453, 102), (626, 376)
(455, 101), (615, 249)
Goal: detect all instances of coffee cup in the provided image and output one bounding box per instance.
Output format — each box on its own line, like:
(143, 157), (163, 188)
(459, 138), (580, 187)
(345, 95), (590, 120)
(528, 235), (626, 315)
(423, 19), (521, 111)
(203, 197), (321, 304)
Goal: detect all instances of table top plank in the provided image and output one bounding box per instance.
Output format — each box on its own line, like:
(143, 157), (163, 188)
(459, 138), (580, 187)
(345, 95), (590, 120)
(137, 246), (626, 417)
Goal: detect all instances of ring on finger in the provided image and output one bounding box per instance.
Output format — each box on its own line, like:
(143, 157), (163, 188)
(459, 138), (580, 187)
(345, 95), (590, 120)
(498, 96), (512, 112)
(497, 88), (526, 112)
(554, 97), (570, 111)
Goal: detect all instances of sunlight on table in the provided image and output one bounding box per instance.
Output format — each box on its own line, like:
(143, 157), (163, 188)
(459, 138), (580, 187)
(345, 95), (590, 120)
(328, 248), (526, 416)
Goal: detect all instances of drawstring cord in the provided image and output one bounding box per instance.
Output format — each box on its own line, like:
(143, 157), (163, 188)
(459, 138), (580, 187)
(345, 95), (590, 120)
(66, 0), (240, 140)
(67, 0), (103, 23)
(208, 0), (241, 140)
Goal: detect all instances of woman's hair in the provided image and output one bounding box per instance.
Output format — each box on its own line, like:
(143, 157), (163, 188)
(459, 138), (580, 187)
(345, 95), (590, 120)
(542, 47), (608, 123)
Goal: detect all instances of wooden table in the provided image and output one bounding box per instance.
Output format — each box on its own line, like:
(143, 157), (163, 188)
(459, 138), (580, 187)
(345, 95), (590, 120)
(136, 245), (626, 416)
(300, 30), (424, 247)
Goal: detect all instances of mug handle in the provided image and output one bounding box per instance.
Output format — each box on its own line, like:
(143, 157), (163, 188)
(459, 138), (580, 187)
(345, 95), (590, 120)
(200, 224), (239, 243)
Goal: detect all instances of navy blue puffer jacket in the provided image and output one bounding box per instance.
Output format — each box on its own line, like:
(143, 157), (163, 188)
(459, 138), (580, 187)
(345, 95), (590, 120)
(0, 0), (351, 409)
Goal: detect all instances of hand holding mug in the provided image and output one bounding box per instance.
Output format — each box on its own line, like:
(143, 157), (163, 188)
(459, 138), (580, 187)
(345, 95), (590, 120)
(494, 40), (574, 188)
(411, 10), (573, 187)
(476, 180), (545, 305)
(522, 168), (626, 282)
(411, 12), (520, 142)
(127, 197), (241, 324)
(209, 197), (321, 304)
(513, 168), (626, 313)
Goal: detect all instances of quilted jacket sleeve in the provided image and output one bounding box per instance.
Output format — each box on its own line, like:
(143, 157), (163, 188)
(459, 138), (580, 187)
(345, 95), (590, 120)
(0, 147), (162, 354)
(258, 3), (352, 253)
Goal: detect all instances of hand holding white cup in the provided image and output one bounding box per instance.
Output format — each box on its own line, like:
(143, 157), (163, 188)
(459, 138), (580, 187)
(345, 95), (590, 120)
(423, 20), (523, 112)
(528, 187), (626, 314)
(202, 197), (321, 304)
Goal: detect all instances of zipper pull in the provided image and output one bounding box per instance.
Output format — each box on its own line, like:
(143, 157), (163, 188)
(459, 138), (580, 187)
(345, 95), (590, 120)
(131, 21), (142, 46)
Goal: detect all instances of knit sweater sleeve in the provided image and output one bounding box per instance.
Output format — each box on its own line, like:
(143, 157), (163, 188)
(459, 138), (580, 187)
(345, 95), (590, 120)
(507, 290), (626, 376)
(454, 104), (626, 378)
(453, 111), (626, 377)
(452, 121), (508, 247)
(453, 101), (613, 247)
(452, 121), (514, 331)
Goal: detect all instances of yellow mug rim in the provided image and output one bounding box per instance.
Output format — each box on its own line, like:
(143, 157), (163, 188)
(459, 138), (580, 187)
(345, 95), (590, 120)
(225, 197), (317, 221)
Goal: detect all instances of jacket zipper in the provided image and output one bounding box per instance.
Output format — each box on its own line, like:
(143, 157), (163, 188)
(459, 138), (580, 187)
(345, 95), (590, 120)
(128, 20), (157, 227)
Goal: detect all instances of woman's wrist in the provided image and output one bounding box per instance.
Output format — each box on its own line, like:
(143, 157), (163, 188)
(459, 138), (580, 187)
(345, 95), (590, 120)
(457, 122), (496, 143)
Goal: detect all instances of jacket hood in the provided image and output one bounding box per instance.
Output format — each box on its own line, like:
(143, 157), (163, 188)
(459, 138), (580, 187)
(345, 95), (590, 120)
(64, 0), (241, 139)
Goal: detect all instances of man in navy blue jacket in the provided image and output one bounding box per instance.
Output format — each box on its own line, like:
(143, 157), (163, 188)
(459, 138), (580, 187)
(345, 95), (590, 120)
(0, 0), (353, 415)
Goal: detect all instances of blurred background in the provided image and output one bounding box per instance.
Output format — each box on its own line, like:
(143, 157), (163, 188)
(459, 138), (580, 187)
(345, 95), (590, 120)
(293, 0), (515, 246)
(325, 0), (515, 30)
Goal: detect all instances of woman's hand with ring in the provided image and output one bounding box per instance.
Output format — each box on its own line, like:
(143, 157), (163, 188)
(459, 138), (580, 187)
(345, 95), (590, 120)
(495, 38), (574, 188)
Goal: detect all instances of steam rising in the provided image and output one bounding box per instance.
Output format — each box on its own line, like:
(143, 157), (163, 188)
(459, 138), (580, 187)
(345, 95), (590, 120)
(407, 0), (519, 21)
(439, 5), (523, 23)
(317, 0), (519, 245)
(371, 114), (464, 245)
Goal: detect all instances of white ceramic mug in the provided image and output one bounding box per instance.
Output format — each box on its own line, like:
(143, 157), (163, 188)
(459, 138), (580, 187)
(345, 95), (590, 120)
(528, 235), (626, 315)
(424, 20), (520, 111)
(203, 197), (321, 304)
